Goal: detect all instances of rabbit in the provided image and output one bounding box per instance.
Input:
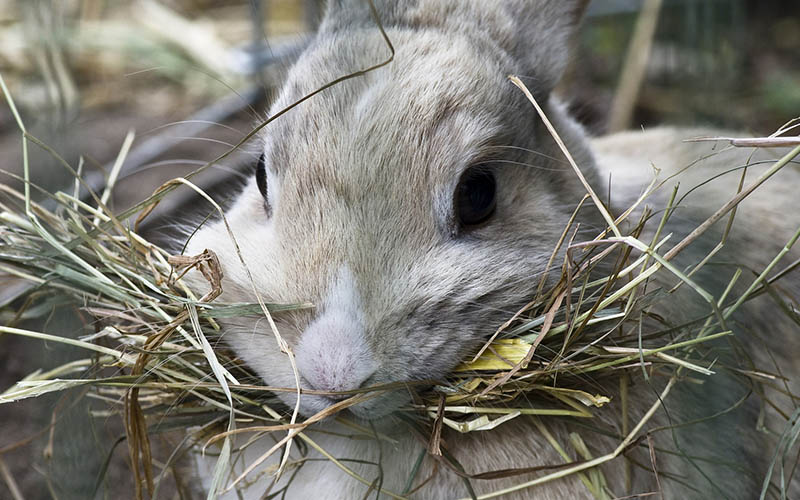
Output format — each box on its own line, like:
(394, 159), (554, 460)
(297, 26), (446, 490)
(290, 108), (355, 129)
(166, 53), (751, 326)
(183, 0), (800, 498)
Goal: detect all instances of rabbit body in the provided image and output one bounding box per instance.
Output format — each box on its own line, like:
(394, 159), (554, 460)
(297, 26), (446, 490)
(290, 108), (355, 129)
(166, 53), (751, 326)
(186, 1), (800, 498)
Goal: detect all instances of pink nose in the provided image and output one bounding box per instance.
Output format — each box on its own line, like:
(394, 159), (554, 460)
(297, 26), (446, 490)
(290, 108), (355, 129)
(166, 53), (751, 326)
(295, 310), (377, 400)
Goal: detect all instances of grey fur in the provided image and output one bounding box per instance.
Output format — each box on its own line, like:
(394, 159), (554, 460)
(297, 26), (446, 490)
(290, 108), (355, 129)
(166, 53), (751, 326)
(185, 1), (800, 498)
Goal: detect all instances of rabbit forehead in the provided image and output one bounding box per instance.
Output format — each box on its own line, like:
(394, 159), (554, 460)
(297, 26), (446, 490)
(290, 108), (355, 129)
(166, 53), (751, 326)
(280, 26), (513, 110)
(265, 27), (514, 179)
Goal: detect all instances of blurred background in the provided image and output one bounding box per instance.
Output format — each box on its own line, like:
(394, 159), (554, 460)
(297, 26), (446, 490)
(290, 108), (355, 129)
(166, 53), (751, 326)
(0, 0), (798, 498)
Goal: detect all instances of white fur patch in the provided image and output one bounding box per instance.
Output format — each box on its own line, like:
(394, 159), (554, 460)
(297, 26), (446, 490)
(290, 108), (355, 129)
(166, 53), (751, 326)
(295, 266), (377, 395)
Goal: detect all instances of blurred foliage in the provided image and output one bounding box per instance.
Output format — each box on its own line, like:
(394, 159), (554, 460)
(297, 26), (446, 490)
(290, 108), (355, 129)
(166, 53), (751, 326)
(570, 0), (800, 133)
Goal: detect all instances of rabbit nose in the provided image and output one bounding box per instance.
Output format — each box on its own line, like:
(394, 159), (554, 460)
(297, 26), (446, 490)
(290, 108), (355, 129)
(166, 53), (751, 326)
(295, 266), (378, 401)
(294, 306), (377, 402)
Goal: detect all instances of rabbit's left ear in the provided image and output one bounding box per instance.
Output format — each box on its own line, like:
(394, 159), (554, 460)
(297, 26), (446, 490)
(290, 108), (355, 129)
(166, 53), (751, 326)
(502, 0), (591, 96)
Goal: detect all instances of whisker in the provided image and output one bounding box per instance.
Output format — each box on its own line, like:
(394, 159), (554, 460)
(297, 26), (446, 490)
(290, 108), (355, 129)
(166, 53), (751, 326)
(473, 158), (567, 172)
(159, 136), (241, 149)
(485, 144), (569, 164)
(117, 160), (250, 183)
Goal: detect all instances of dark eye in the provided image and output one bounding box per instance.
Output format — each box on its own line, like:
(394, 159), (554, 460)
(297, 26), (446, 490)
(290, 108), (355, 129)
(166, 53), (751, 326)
(255, 153), (267, 199)
(455, 167), (497, 227)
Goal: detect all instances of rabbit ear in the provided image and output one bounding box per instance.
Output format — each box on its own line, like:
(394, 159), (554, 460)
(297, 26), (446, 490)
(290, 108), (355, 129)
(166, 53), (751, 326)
(502, 0), (590, 95)
(319, 0), (589, 94)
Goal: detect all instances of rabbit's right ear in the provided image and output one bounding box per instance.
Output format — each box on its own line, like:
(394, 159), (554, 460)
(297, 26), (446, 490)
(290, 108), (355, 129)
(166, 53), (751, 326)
(501, 0), (590, 97)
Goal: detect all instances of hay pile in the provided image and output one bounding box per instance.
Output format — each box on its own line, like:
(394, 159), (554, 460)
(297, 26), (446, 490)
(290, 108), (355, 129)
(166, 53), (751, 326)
(2, 63), (800, 499)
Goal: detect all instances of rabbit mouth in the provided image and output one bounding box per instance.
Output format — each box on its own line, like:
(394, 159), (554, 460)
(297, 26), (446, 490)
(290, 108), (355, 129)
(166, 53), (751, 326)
(344, 389), (413, 421)
(280, 383), (414, 423)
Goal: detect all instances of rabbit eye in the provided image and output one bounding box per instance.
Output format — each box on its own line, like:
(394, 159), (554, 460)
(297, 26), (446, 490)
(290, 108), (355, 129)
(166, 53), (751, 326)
(455, 167), (496, 228)
(255, 153), (267, 199)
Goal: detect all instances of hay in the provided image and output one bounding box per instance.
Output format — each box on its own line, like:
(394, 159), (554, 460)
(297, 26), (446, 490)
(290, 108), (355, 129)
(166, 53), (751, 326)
(2, 58), (800, 499)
